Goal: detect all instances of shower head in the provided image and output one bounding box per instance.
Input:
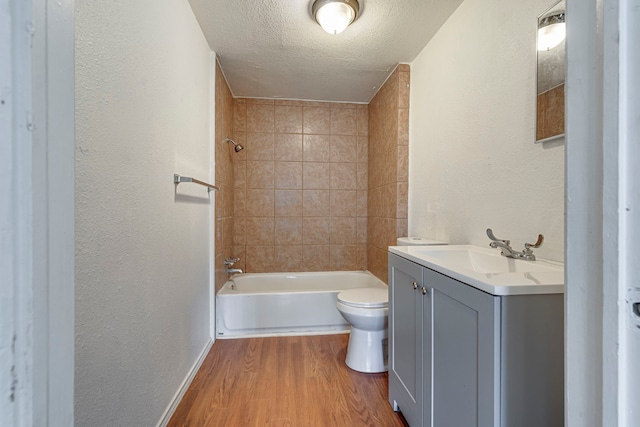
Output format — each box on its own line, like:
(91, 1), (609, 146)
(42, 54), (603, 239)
(225, 137), (244, 152)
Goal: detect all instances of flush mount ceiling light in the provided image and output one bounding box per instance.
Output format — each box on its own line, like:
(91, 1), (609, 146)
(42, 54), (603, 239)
(537, 12), (565, 51)
(312, 0), (360, 35)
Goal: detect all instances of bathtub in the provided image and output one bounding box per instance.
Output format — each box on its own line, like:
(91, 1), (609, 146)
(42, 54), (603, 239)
(216, 271), (387, 338)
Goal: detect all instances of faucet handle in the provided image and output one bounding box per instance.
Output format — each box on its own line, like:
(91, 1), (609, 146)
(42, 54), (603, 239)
(486, 228), (510, 246)
(224, 257), (240, 266)
(525, 234), (544, 249)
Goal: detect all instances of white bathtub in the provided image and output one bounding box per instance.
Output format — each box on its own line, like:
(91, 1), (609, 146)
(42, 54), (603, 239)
(216, 271), (387, 338)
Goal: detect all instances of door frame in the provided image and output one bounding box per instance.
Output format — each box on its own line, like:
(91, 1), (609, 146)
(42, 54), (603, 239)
(565, 0), (639, 425)
(1, 0), (75, 424)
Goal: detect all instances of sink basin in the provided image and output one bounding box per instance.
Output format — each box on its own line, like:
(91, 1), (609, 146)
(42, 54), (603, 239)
(412, 247), (560, 274)
(388, 244), (564, 296)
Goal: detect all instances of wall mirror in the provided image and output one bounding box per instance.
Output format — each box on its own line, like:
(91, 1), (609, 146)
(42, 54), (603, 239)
(536, 0), (566, 143)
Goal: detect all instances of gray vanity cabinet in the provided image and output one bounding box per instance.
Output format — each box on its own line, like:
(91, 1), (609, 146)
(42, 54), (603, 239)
(388, 253), (564, 427)
(427, 266), (499, 427)
(388, 255), (430, 427)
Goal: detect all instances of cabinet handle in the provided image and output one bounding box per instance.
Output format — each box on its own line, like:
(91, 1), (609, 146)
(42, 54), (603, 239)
(421, 287), (428, 295)
(412, 281), (418, 290)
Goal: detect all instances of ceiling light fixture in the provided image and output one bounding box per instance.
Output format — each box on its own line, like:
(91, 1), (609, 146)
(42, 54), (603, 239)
(312, 0), (360, 35)
(537, 12), (566, 51)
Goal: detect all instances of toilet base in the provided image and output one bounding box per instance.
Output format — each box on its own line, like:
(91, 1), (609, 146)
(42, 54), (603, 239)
(345, 327), (388, 373)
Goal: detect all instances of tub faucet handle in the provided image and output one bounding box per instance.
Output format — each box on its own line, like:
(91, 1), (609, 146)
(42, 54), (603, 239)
(224, 257), (240, 266)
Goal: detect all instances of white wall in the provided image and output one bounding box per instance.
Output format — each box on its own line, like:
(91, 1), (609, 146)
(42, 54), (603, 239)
(408, 0), (565, 261)
(75, 0), (212, 425)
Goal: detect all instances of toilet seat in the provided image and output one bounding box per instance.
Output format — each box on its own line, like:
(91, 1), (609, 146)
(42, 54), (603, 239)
(337, 288), (388, 309)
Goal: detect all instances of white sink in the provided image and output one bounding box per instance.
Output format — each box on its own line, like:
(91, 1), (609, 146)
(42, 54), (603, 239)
(389, 245), (564, 296)
(412, 247), (559, 274)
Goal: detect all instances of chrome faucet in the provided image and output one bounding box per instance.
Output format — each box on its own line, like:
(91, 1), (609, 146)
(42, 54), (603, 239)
(224, 257), (243, 275)
(486, 228), (544, 261)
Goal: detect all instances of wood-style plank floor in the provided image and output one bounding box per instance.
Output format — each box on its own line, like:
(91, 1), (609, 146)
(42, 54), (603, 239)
(168, 334), (409, 427)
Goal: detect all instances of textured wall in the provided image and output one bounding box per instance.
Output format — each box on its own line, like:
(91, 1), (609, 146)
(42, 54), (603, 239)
(214, 62), (235, 292)
(408, 0), (565, 262)
(232, 99), (368, 272)
(74, 0), (212, 425)
(367, 66), (410, 282)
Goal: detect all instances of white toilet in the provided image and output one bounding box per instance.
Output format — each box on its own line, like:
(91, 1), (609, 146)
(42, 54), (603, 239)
(337, 287), (389, 373)
(336, 237), (447, 373)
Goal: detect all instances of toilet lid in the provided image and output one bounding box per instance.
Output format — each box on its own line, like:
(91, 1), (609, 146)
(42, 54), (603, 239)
(337, 288), (388, 308)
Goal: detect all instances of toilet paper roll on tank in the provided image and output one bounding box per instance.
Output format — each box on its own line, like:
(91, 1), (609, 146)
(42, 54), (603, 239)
(396, 237), (448, 246)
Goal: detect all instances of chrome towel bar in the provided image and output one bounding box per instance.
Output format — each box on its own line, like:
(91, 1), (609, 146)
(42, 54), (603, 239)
(173, 174), (219, 192)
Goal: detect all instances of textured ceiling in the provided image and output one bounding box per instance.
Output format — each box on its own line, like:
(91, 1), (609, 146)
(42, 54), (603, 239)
(188, 0), (464, 103)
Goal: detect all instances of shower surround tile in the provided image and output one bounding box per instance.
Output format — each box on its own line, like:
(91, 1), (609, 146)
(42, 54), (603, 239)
(275, 105), (303, 134)
(330, 163), (357, 190)
(303, 245), (331, 271)
(246, 161), (275, 189)
(303, 134), (331, 162)
(247, 133), (275, 160)
(367, 65), (410, 283)
(275, 134), (303, 161)
(330, 217), (357, 245)
(330, 135), (357, 163)
(275, 161), (303, 189)
(246, 245), (275, 272)
(246, 189), (275, 217)
(302, 107), (331, 135)
(274, 190), (303, 217)
(247, 104), (275, 133)
(303, 162), (330, 190)
(234, 99), (368, 273)
(303, 217), (330, 244)
(330, 108), (357, 136)
(275, 218), (303, 245)
(330, 190), (357, 217)
(214, 60), (235, 293)
(246, 217), (275, 245)
(302, 190), (330, 217)
(274, 245), (304, 272)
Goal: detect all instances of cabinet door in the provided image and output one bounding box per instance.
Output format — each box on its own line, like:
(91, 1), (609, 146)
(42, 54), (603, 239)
(427, 268), (500, 427)
(388, 254), (428, 427)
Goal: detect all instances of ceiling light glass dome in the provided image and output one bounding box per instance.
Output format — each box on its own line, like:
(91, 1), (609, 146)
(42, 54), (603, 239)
(312, 0), (360, 35)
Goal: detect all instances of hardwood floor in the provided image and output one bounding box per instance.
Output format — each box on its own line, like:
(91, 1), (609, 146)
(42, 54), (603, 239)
(168, 334), (409, 427)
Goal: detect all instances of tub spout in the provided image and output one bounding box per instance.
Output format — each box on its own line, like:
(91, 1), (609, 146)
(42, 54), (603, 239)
(226, 268), (243, 275)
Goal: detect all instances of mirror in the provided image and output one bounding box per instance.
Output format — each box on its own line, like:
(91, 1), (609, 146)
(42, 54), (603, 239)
(536, 0), (566, 143)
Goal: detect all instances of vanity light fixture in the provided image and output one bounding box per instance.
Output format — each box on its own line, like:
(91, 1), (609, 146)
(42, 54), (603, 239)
(537, 12), (565, 51)
(312, 0), (360, 35)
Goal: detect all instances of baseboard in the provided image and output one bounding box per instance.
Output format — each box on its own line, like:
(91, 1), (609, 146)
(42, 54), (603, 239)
(156, 337), (214, 427)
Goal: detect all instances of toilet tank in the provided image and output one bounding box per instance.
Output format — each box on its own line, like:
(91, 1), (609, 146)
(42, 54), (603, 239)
(396, 237), (448, 246)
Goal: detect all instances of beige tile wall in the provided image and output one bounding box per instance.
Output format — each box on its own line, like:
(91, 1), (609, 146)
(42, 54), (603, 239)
(232, 99), (369, 273)
(367, 64), (410, 283)
(214, 61), (235, 292)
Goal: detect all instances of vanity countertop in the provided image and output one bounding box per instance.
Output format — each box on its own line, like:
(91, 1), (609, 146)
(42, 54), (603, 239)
(389, 245), (564, 296)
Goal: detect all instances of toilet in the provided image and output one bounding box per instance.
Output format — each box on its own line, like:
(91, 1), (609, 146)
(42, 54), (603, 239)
(337, 287), (389, 373)
(336, 237), (448, 373)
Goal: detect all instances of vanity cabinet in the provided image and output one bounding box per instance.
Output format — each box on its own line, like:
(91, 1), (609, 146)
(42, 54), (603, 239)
(388, 253), (564, 427)
(388, 255), (428, 427)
